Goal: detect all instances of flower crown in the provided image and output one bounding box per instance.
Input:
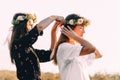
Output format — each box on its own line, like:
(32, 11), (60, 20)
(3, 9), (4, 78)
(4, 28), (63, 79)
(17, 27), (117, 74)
(12, 14), (37, 25)
(65, 17), (90, 27)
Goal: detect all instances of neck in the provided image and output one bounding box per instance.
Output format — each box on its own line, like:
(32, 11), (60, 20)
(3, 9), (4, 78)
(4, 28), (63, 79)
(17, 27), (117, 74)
(68, 39), (75, 44)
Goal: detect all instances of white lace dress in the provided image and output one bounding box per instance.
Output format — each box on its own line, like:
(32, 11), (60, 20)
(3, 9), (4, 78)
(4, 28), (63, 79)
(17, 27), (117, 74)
(57, 43), (95, 80)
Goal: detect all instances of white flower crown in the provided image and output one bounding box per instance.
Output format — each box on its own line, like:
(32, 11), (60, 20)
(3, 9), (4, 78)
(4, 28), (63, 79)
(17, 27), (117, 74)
(68, 18), (83, 25)
(65, 18), (89, 26)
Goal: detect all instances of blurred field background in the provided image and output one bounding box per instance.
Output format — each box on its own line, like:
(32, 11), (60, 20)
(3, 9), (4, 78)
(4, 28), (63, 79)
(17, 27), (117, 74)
(0, 70), (120, 80)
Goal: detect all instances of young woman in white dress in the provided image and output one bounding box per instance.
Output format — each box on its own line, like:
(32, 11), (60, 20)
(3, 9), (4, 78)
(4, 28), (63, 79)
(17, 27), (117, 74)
(51, 14), (102, 80)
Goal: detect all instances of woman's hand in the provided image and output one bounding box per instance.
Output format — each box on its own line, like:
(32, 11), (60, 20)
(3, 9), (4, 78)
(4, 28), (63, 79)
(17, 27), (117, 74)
(61, 26), (77, 39)
(52, 21), (62, 31)
(56, 16), (64, 23)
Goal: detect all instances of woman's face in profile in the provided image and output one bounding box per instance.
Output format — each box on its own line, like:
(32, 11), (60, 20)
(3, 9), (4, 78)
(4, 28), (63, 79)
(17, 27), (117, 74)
(74, 25), (85, 37)
(26, 19), (34, 32)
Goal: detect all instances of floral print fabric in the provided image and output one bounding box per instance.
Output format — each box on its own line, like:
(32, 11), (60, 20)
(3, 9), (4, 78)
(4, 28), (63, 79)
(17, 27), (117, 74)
(11, 26), (51, 80)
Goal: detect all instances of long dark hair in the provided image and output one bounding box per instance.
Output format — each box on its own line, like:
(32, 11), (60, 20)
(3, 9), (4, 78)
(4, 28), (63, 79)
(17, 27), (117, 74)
(53, 14), (80, 65)
(9, 13), (28, 63)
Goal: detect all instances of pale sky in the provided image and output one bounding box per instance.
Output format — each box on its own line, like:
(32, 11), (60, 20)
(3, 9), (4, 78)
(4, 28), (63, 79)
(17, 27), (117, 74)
(0, 0), (119, 75)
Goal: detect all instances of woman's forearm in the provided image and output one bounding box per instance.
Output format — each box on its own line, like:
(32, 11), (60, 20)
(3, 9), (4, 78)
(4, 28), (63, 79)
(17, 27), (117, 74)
(50, 21), (62, 51)
(37, 15), (64, 31)
(74, 35), (95, 49)
(73, 35), (95, 55)
(50, 29), (57, 51)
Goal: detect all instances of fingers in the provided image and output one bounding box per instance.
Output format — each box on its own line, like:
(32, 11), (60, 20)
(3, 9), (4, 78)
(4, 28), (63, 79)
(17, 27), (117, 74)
(55, 21), (62, 26)
(61, 26), (76, 39)
(51, 21), (62, 32)
(61, 26), (72, 33)
(67, 26), (72, 31)
(61, 27), (71, 37)
(56, 16), (64, 23)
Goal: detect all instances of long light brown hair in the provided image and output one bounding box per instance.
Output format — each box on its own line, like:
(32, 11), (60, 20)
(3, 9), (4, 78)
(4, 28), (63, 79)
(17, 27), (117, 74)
(53, 14), (80, 64)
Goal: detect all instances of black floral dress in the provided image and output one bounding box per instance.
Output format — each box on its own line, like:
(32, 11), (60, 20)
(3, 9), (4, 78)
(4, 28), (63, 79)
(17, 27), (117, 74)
(11, 26), (51, 80)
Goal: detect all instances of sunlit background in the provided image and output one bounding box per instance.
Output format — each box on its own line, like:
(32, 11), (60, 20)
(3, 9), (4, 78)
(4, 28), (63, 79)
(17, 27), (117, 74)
(0, 0), (119, 75)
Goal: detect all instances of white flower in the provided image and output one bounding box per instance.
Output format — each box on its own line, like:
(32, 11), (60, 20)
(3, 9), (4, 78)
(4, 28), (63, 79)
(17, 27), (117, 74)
(16, 16), (25, 21)
(77, 18), (83, 24)
(69, 19), (74, 25)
